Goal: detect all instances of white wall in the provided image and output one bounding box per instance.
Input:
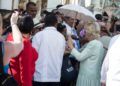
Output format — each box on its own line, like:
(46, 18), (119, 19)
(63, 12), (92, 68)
(0, 0), (12, 10)
(0, 0), (19, 10)
(47, 0), (62, 11)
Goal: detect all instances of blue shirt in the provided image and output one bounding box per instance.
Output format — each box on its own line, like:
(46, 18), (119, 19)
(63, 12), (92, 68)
(0, 41), (9, 73)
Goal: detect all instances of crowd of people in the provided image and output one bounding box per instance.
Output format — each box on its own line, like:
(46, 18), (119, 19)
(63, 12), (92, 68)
(0, 1), (120, 86)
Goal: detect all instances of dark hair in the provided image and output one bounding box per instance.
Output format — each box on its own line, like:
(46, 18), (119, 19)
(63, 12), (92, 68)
(75, 19), (80, 30)
(44, 14), (58, 27)
(26, 2), (36, 10)
(64, 16), (70, 20)
(110, 16), (118, 32)
(103, 12), (108, 17)
(56, 4), (63, 9)
(17, 15), (34, 34)
(57, 23), (66, 33)
(75, 19), (80, 26)
(111, 16), (118, 22)
(102, 12), (109, 22)
(51, 9), (58, 14)
(42, 10), (51, 16)
(51, 9), (61, 16)
(95, 14), (103, 21)
(116, 25), (120, 31)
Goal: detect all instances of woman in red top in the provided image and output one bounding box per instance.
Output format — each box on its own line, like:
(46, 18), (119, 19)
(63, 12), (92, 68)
(7, 15), (38, 86)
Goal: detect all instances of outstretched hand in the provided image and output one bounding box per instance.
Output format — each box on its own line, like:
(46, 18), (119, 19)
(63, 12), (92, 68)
(11, 11), (19, 26)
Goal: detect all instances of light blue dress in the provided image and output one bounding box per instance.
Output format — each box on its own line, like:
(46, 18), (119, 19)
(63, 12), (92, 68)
(71, 40), (105, 86)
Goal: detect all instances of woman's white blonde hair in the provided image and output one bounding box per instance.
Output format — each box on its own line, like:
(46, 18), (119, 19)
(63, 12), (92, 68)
(84, 21), (100, 39)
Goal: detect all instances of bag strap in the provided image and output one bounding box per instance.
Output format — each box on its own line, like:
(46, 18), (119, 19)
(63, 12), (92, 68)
(0, 42), (4, 73)
(9, 63), (13, 76)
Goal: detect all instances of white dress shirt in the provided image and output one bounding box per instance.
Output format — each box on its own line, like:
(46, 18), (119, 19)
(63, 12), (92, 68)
(101, 35), (119, 83)
(32, 26), (65, 82)
(102, 34), (120, 86)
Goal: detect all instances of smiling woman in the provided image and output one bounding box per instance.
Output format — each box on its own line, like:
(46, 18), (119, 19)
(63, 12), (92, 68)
(67, 21), (104, 86)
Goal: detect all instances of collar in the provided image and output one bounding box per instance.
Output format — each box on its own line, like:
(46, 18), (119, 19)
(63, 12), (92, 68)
(63, 21), (74, 29)
(44, 26), (57, 31)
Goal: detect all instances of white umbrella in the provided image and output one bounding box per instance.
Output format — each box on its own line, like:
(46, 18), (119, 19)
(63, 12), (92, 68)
(58, 4), (96, 22)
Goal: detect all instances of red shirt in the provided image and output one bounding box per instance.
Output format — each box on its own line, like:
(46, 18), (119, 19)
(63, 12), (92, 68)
(7, 34), (38, 86)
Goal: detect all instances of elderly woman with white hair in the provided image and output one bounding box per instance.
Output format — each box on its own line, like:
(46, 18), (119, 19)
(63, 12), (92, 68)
(0, 12), (23, 72)
(67, 22), (105, 86)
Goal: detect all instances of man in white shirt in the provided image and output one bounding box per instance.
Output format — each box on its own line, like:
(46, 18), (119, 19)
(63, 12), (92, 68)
(63, 16), (80, 49)
(32, 14), (65, 86)
(63, 16), (75, 35)
(101, 20), (120, 86)
(101, 34), (120, 86)
(106, 34), (120, 86)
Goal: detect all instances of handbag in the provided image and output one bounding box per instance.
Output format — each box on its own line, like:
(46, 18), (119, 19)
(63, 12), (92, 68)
(61, 53), (78, 83)
(0, 42), (18, 86)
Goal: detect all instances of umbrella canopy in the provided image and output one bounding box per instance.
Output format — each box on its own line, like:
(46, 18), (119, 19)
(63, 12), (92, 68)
(58, 4), (96, 22)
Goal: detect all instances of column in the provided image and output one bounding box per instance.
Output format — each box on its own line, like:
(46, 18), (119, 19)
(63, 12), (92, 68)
(85, 0), (91, 7)
(92, 0), (101, 9)
(79, 0), (85, 7)
(35, 0), (42, 23)
(19, 0), (28, 10)
(47, 0), (61, 11)
(91, 0), (103, 14)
